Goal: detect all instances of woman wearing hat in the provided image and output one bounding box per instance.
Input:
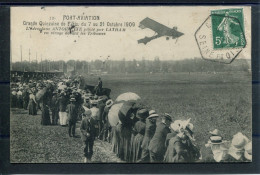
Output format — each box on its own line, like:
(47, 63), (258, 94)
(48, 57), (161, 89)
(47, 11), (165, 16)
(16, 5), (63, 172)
(139, 111), (159, 162)
(41, 103), (51, 126)
(132, 109), (149, 162)
(28, 89), (37, 115)
(224, 132), (249, 162)
(100, 99), (113, 142)
(164, 119), (200, 162)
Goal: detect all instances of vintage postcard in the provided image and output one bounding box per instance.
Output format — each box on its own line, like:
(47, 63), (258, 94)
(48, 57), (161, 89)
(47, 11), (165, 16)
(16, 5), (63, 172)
(10, 6), (251, 163)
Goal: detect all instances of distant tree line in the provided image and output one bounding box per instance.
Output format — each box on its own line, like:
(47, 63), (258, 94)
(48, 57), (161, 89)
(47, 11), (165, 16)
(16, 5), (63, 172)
(12, 57), (250, 74)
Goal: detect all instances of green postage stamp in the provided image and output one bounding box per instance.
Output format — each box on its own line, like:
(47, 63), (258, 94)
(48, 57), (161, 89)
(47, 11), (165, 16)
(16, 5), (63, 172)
(211, 8), (246, 49)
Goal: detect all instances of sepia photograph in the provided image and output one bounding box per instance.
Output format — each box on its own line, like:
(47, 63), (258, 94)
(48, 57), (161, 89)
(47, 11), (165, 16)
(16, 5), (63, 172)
(10, 6), (252, 163)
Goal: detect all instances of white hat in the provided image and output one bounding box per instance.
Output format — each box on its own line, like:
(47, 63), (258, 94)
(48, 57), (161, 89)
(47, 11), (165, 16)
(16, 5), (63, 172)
(244, 141), (252, 161)
(149, 110), (156, 115)
(210, 129), (220, 136)
(170, 120), (182, 132)
(147, 113), (159, 119)
(231, 132), (249, 150)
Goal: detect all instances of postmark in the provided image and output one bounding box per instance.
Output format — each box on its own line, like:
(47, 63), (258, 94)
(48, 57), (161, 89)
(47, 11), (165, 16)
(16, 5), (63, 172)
(195, 8), (246, 64)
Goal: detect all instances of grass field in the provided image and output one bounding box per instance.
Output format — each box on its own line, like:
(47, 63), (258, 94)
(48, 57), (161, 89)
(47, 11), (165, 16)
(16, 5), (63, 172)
(85, 72), (252, 146)
(10, 71), (252, 163)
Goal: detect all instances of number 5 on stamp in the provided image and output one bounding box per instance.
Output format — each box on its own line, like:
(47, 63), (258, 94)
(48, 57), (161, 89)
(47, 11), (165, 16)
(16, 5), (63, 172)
(211, 8), (246, 49)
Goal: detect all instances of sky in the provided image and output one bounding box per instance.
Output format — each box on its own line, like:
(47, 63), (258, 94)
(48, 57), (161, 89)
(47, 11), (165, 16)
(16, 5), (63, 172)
(11, 6), (251, 62)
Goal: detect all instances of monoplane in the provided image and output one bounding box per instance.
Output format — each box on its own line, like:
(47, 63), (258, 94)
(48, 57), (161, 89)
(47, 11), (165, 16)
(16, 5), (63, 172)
(138, 17), (184, 45)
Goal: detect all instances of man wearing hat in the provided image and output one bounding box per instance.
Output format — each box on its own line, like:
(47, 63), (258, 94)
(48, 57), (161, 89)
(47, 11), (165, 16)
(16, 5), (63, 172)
(90, 100), (100, 135)
(99, 99), (113, 141)
(50, 90), (59, 125)
(139, 110), (159, 162)
(66, 97), (78, 137)
(80, 109), (96, 162)
(148, 113), (172, 162)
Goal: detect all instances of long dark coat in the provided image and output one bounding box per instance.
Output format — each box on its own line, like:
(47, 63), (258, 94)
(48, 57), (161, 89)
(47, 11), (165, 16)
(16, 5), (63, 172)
(41, 104), (51, 125)
(132, 120), (146, 162)
(80, 117), (96, 141)
(141, 118), (157, 150)
(148, 122), (170, 156)
(66, 103), (78, 123)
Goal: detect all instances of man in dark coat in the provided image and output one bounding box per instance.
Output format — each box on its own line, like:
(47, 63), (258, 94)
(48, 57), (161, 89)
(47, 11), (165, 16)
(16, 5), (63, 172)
(97, 98), (106, 139)
(22, 88), (29, 110)
(80, 109), (96, 162)
(148, 113), (172, 162)
(50, 91), (59, 125)
(66, 97), (78, 137)
(139, 112), (159, 162)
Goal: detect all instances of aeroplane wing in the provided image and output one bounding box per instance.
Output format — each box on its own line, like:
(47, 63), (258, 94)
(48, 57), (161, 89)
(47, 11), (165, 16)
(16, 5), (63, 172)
(139, 17), (171, 35)
(138, 35), (161, 45)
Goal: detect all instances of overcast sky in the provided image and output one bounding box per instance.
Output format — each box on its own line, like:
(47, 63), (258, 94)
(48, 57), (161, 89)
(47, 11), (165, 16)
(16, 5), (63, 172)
(11, 6), (251, 62)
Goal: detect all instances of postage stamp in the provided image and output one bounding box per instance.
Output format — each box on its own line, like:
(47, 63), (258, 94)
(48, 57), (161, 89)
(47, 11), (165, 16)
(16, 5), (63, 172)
(195, 8), (247, 64)
(211, 8), (246, 49)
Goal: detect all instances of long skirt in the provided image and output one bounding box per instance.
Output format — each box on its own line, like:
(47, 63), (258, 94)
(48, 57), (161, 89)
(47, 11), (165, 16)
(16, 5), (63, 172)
(132, 133), (144, 162)
(41, 107), (51, 125)
(59, 112), (68, 126)
(23, 98), (29, 110)
(28, 100), (37, 115)
(111, 125), (120, 156)
(119, 126), (132, 162)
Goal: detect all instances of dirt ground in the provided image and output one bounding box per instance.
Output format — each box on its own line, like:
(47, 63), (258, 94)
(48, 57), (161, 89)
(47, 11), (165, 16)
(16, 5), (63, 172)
(10, 108), (122, 163)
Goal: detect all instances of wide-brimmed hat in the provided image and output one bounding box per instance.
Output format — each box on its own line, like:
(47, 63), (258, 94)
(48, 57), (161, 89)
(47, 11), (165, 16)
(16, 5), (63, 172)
(70, 98), (76, 102)
(231, 132), (249, 150)
(106, 99), (113, 108)
(244, 142), (252, 161)
(147, 113), (159, 119)
(137, 109), (149, 119)
(210, 129), (220, 136)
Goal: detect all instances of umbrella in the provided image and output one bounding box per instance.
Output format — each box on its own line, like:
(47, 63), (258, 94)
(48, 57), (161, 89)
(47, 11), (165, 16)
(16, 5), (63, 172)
(108, 102), (124, 127)
(115, 92), (141, 102)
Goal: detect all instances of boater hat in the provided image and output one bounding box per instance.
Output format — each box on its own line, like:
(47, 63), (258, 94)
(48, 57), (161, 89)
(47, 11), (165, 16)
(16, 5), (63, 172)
(147, 113), (159, 119)
(209, 136), (223, 144)
(106, 99), (113, 108)
(149, 110), (156, 116)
